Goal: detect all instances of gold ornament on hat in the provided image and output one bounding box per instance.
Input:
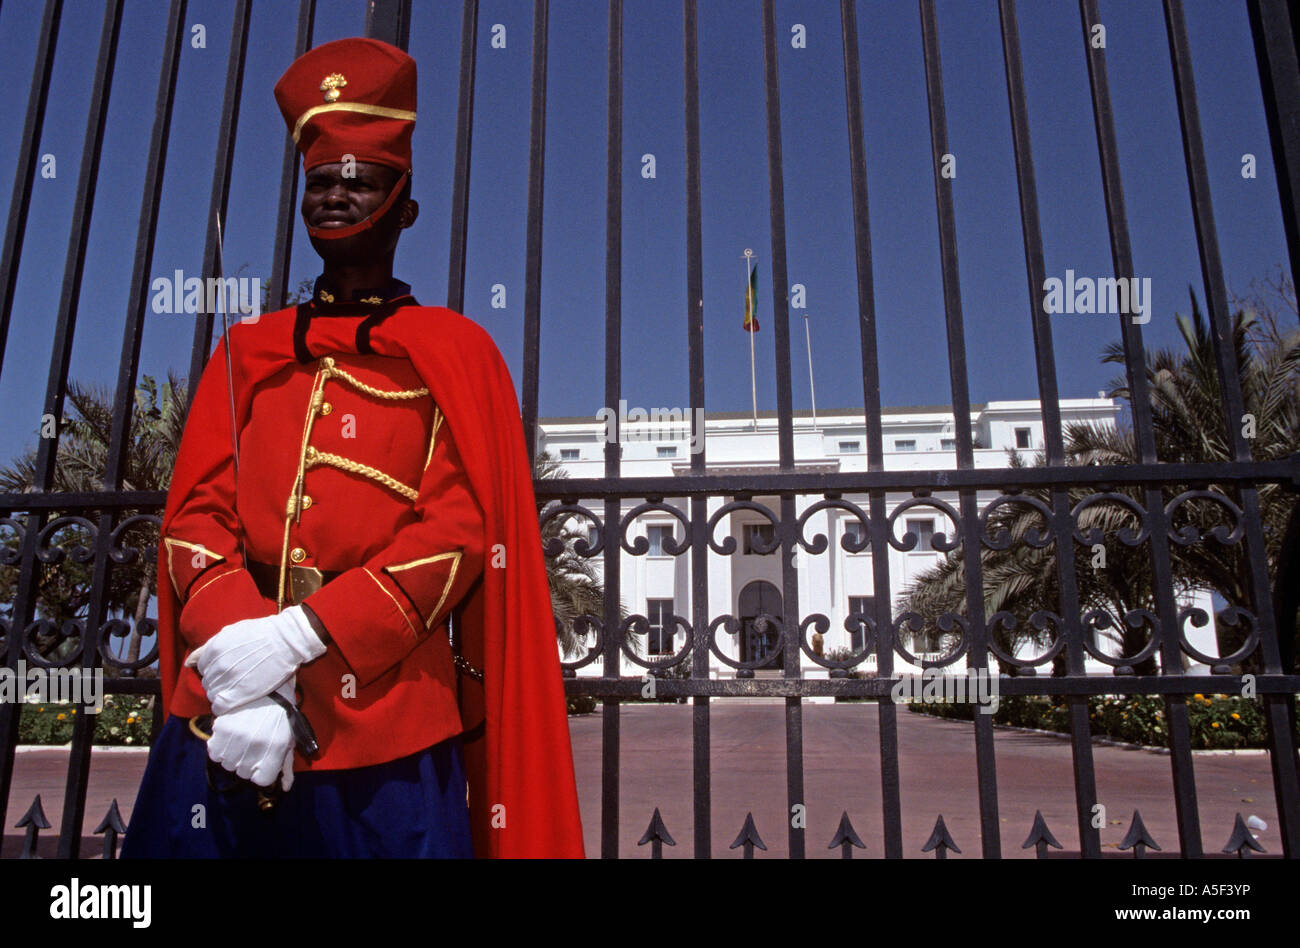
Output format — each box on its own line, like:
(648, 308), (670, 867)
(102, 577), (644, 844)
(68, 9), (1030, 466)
(320, 73), (348, 103)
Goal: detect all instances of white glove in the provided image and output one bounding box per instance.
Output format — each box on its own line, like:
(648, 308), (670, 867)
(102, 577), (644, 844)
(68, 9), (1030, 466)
(185, 605), (326, 715)
(206, 678), (297, 791)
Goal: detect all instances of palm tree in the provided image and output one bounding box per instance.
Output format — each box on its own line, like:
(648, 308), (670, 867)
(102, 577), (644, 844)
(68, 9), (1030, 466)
(899, 283), (1300, 674)
(533, 447), (632, 660)
(0, 374), (187, 670)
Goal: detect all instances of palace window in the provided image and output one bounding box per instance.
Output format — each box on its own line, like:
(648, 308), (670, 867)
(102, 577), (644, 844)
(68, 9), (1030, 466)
(848, 595), (876, 652)
(743, 522), (776, 555)
(647, 524), (674, 556)
(647, 599), (675, 655)
(905, 517), (935, 552)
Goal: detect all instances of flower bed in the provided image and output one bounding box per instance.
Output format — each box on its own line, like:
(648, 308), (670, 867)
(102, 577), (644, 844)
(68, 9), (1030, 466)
(17, 695), (156, 746)
(908, 692), (1295, 750)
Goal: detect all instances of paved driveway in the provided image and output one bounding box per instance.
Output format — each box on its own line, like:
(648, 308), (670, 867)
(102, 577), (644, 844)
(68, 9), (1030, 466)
(3, 702), (1280, 858)
(570, 702), (1279, 858)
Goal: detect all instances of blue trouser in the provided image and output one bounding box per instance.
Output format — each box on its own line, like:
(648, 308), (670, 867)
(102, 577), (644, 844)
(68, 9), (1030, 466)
(121, 715), (474, 858)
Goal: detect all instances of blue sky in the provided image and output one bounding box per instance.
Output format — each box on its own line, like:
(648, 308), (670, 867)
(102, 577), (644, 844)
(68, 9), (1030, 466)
(0, 0), (1289, 465)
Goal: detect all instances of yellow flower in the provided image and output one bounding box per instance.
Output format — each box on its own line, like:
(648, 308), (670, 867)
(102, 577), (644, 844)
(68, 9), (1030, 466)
(56, 713), (66, 721)
(1231, 713), (1240, 720)
(1211, 722), (1220, 728)
(1194, 693), (1204, 700)
(126, 716), (136, 724)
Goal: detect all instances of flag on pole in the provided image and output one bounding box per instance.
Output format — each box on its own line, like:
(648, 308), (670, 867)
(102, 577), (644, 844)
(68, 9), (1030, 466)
(743, 265), (760, 333)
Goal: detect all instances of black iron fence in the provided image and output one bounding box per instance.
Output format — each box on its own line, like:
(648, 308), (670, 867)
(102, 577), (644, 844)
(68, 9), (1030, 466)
(2, 0), (1300, 859)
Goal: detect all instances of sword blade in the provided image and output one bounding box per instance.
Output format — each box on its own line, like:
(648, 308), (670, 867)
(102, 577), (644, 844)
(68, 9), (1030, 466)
(215, 213), (240, 475)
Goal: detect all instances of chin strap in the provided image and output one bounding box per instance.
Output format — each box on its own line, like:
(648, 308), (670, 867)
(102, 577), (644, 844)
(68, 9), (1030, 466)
(306, 168), (411, 241)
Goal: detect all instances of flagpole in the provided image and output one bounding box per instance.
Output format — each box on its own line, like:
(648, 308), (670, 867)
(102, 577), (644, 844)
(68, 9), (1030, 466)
(744, 249), (757, 433)
(803, 311), (817, 430)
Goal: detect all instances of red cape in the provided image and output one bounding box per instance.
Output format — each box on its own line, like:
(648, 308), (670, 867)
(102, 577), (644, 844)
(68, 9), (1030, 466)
(157, 303), (585, 858)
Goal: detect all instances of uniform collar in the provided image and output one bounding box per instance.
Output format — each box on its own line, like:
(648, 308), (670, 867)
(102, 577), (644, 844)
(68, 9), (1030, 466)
(310, 275), (414, 311)
(295, 276), (419, 362)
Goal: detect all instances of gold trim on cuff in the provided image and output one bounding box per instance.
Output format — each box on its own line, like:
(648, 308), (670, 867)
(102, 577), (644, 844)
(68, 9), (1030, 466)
(385, 550), (463, 629)
(163, 538), (226, 598)
(363, 567), (420, 638)
(188, 566), (242, 602)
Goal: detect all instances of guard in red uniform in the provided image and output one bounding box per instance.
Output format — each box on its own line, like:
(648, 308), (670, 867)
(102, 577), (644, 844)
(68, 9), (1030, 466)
(122, 37), (585, 858)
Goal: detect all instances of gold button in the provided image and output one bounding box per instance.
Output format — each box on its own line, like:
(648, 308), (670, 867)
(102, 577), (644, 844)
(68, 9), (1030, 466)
(301, 495), (313, 509)
(320, 401), (333, 415)
(290, 547), (307, 563)
(305, 445), (317, 461)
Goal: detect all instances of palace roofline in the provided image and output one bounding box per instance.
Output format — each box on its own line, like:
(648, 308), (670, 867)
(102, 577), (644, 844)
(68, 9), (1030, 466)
(538, 398), (1115, 426)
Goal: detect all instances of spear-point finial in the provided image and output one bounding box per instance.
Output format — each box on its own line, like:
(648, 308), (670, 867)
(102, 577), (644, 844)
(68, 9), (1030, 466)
(922, 814), (960, 859)
(1021, 810), (1063, 859)
(16, 794), (51, 859)
(94, 799), (128, 860)
(729, 812), (767, 859)
(828, 811), (866, 858)
(1118, 810), (1161, 858)
(637, 808), (676, 859)
(1222, 813), (1267, 858)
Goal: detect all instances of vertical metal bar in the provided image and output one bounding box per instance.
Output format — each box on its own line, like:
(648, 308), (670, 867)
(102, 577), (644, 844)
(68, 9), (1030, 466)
(0, 0), (129, 842)
(758, 0), (795, 477)
(446, 0), (479, 312)
(758, 0), (804, 859)
(918, 0), (1000, 858)
(840, 0), (903, 861)
(1077, 1), (1161, 462)
(997, 0), (1099, 858)
(1248, 0), (1300, 296)
(601, 0), (623, 861)
(0, 0), (61, 839)
(365, 0), (411, 49)
(1162, 0), (1300, 857)
(267, 0), (316, 315)
(0, 0), (62, 381)
(1077, 0), (1201, 858)
(521, 0), (549, 469)
(59, 0), (189, 859)
(187, 0), (253, 407)
(683, 0), (711, 859)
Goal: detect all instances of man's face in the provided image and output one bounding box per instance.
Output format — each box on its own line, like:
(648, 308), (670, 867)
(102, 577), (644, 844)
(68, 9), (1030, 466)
(302, 161), (417, 264)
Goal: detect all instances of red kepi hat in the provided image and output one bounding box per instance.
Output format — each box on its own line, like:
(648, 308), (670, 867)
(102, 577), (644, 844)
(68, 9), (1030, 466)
(274, 37), (416, 241)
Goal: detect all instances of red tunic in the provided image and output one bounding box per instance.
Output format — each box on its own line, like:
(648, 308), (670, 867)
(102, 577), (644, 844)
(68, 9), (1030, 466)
(157, 298), (585, 858)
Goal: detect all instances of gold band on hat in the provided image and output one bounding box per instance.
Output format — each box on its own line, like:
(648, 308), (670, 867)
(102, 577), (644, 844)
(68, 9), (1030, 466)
(292, 102), (417, 143)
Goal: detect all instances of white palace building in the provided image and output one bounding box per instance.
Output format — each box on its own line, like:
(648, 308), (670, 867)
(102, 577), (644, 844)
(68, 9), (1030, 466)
(536, 399), (1222, 684)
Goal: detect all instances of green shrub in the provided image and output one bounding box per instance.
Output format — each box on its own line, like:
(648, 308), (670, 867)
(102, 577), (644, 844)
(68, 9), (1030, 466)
(567, 694), (597, 715)
(18, 694), (155, 746)
(908, 691), (1295, 750)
